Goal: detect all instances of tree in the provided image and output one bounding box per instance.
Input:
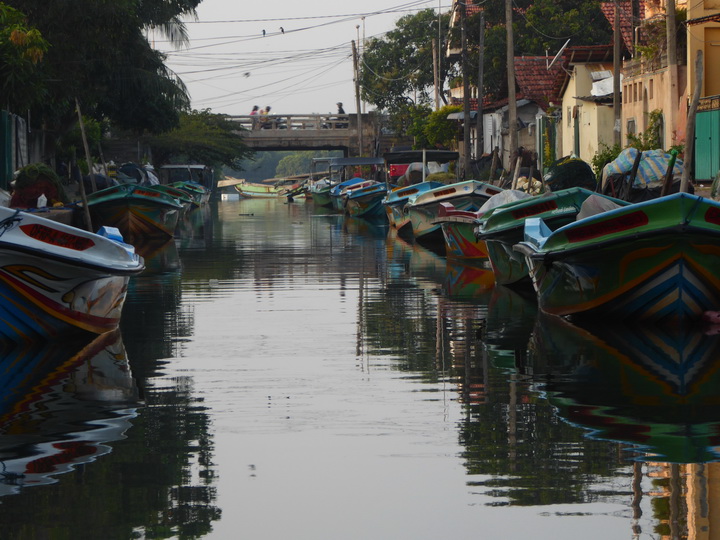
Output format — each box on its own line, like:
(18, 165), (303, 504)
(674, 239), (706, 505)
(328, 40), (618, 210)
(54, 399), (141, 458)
(276, 151), (340, 178)
(146, 110), (253, 169)
(0, 3), (48, 111)
(6, 0), (199, 135)
(359, 9), (452, 111)
(423, 105), (462, 149)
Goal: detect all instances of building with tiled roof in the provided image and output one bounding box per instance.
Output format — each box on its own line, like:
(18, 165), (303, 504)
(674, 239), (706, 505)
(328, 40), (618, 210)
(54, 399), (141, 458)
(600, 1), (645, 54)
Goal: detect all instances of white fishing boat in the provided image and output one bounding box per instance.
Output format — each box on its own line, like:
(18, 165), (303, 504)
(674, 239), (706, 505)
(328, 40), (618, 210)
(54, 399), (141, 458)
(0, 207), (145, 339)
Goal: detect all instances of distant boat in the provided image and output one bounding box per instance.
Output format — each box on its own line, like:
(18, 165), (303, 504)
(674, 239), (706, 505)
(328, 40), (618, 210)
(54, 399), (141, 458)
(170, 181), (211, 206)
(158, 164), (216, 195)
(85, 183), (184, 244)
(0, 207), (144, 339)
(234, 179), (303, 199)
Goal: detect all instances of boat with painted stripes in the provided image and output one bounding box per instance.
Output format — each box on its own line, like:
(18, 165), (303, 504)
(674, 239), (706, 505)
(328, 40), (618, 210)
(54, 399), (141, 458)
(515, 192), (720, 326)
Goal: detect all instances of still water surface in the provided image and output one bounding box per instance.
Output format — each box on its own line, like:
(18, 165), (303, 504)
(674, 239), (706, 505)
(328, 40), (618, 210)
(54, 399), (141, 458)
(2, 196), (720, 539)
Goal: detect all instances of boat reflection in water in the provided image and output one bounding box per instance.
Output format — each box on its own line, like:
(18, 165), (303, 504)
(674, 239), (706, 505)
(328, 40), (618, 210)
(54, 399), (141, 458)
(531, 314), (720, 463)
(530, 315), (720, 537)
(0, 330), (139, 496)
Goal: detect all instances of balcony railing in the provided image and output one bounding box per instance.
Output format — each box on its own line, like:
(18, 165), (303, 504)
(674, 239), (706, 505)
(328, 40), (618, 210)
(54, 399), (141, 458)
(228, 114), (351, 132)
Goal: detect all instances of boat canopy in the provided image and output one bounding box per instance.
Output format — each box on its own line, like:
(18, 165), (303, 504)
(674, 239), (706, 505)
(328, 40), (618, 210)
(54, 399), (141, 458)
(329, 157), (385, 167)
(383, 150), (459, 164)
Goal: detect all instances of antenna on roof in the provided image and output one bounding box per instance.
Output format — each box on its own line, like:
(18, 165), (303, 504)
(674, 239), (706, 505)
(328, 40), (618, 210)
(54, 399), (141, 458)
(547, 39), (571, 70)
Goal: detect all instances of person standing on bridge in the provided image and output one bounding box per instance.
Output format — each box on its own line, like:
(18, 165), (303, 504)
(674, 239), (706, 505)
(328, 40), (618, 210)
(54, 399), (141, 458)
(335, 102), (347, 128)
(250, 105), (259, 130)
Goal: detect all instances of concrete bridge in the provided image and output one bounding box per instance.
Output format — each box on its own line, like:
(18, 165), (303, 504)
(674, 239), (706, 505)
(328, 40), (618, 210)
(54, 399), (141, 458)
(227, 113), (394, 157)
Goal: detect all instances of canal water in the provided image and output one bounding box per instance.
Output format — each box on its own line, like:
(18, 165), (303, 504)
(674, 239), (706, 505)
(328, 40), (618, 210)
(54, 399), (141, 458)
(2, 196), (720, 539)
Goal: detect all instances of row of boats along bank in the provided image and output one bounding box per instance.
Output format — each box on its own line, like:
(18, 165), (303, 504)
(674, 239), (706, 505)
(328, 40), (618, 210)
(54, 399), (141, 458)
(276, 148), (720, 332)
(0, 162), (213, 341)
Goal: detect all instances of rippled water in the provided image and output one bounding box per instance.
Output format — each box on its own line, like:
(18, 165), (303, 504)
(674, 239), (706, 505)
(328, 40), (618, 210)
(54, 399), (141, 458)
(2, 196), (720, 539)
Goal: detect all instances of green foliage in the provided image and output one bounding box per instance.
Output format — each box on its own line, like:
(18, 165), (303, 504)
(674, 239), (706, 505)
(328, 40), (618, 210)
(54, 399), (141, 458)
(423, 105), (462, 149)
(146, 110), (253, 169)
(386, 103), (433, 147)
(5, 0), (196, 133)
(359, 9), (451, 110)
(0, 4), (48, 111)
(275, 150), (340, 178)
(626, 109), (663, 151)
(590, 143), (622, 180)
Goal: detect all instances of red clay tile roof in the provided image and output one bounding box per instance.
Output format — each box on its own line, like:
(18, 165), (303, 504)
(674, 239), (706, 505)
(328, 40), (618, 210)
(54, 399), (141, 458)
(600, 1), (646, 53)
(514, 56), (566, 110)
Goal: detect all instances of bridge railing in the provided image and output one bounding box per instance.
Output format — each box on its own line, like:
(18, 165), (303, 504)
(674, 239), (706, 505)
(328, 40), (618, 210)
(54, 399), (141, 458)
(228, 114), (351, 132)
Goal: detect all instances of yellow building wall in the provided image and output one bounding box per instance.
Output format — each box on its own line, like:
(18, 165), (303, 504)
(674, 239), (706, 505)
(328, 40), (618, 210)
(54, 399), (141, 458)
(687, 0), (720, 99)
(560, 64), (616, 162)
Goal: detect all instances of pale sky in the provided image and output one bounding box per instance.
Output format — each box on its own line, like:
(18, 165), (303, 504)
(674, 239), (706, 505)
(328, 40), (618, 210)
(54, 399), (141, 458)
(153, 0), (446, 117)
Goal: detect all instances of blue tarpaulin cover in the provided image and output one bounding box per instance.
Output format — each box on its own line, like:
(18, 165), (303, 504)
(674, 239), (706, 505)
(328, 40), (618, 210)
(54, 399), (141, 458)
(602, 148), (683, 186)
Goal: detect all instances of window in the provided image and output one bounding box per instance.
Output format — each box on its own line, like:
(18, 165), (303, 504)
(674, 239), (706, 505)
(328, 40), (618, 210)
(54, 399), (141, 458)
(626, 118), (636, 144)
(649, 79), (654, 100)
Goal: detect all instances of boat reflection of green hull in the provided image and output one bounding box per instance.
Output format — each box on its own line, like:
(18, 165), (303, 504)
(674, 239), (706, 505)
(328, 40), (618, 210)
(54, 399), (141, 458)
(532, 314), (720, 463)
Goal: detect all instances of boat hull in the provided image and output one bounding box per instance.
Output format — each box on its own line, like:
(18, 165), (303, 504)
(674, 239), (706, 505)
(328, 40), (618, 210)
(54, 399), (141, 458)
(406, 181), (503, 247)
(87, 184), (183, 244)
(234, 182), (287, 198)
(519, 193), (720, 325)
(477, 188), (625, 287)
(346, 184), (389, 219)
(0, 208), (144, 339)
(439, 219), (489, 262)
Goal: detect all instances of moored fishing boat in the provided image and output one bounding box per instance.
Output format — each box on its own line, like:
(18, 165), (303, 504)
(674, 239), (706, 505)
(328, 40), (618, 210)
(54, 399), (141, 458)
(86, 183), (184, 244)
(234, 179), (303, 199)
(434, 203), (489, 263)
(0, 207), (144, 339)
(382, 149), (459, 236)
(171, 181), (211, 206)
(476, 188), (627, 288)
(515, 192), (720, 326)
(330, 177), (377, 212)
(152, 183), (197, 212)
(404, 180), (503, 251)
(345, 181), (391, 219)
(309, 178), (334, 207)
(383, 182), (445, 235)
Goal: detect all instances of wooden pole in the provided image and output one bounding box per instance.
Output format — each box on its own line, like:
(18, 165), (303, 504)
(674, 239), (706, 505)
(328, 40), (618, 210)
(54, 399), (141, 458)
(506, 0), (518, 166)
(682, 50), (703, 193)
(511, 156), (522, 190)
(352, 40), (363, 156)
(432, 38), (440, 111)
(74, 98), (94, 232)
(476, 11), (485, 164)
(613, 0), (622, 146)
(666, 0), (678, 147)
(461, 1), (471, 178)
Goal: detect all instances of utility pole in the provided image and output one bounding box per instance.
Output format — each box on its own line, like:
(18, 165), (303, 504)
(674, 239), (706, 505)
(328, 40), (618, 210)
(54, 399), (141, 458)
(506, 0), (518, 166)
(666, 0), (678, 147)
(352, 40), (363, 156)
(476, 11), (485, 162)
(613, 0), (622, 145)
(461, 1), (471, 177)
(433, 38), (440, 110)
